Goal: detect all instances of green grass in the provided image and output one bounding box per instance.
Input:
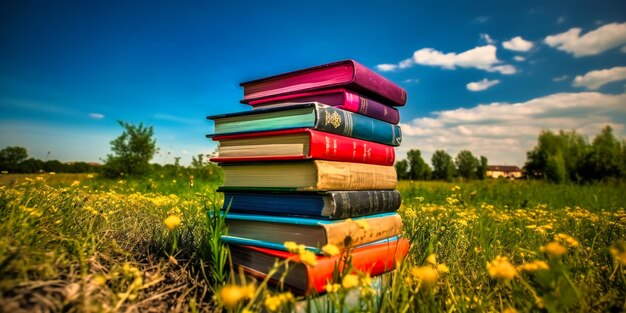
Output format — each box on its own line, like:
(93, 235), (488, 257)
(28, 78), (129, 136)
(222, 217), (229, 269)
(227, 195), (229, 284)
(0, 175), (625, 312)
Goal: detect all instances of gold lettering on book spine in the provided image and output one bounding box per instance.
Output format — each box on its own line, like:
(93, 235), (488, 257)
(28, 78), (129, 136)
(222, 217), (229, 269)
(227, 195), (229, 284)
(359, 97), (368, 114)
(325, 111), (342, 128)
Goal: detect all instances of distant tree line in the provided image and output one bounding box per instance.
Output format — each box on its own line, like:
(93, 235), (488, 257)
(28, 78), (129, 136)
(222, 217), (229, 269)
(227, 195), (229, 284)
(395, 149), (488, 181)
(0, 121), (222, 183)
(524, 125), (626, 183)
(0, 146), (100, 173)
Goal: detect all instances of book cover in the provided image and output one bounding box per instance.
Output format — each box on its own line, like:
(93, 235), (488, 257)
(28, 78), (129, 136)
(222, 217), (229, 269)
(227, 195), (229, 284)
(210, 128), (395, 166)
(219, 160), (398, 191)
(229, 237), (410, 295)
(221, 190), (401, 219)
(222, 212), (403, 251)
(207, 102), (402, 146)
(240, 60), (407, 106)
(248, 88), (401, 124)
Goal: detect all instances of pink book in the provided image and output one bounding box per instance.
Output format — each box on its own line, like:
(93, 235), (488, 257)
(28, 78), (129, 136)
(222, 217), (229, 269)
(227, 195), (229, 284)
(240, 60), (407, 107)
(247, 88), (400, 124)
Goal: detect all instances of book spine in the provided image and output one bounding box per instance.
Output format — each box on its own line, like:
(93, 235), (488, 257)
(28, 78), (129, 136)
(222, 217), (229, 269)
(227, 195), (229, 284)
(313, 104), (402, 146)
(345, 92), (401, 124)
(309, 238), (409, 294)
(314, 160), (397, 191)
(322, 213), (403, 249)
(327, 190), (401, 219)
(351, 61), (407, 106)
(308, 130), (395, 166)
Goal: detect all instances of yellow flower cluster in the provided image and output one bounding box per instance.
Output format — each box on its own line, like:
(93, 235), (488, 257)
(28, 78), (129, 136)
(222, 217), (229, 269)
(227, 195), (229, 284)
(486, 256), (518, 280)
(321, 243), (340, 256)
(555, 233), (579, 247)
(517, 260), (549, 272)
(284, 241), (317, 267)
(264, 292), (294, 312)
(540, 241), (567, 257)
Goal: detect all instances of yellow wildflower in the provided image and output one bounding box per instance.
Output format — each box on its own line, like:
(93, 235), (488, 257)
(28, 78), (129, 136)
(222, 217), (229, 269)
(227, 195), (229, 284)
(342, 274), (359, 289)
(426, 254), (437, 265)
(163, 215), (181, 230)
(264, 292), (293, 312)
(71, 180), (80, 187)
(411, 266), (439, 285)
(324, 282), (341, 293)
(299, 250), (317, 267)
(360, 274), (372, 286)
(219, 285), (244, 308)
(555, 233), (579, 247)
(540, 241), (567, 257)
(87, 174), (94, 178)
(321, 244), (340, 256)
(486, 256), (518, 280)
(517, 260), (549, 272)
(610, 243), (626, 265)
(502, 307), (518, 313)
(437, 263), (450, 273)
(284, 241), (298, 253)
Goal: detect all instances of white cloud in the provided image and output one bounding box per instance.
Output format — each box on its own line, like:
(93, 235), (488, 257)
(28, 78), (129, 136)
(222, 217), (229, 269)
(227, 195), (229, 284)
(544, 22), (626, 57)
(466, 78), (500, 91)
(398, 92), (626, 166)
(513, 56), (526, 62)
(89, 113), (105, 119)
(553, 75), (569, 82)
(403, 78), (419, 83)
(377, 45), (516, 75)
(573, 66), (626, 90)
(474, 16), (490, 23)
(480, 33), (495, 45)
(152, 113), (201, 125)
(503, 36), (534, 52)
(376, 64), (397, 72)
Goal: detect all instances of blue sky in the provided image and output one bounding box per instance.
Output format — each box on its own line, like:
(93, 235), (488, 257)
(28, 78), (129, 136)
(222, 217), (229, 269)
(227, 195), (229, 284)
(1, 0), (625, 166)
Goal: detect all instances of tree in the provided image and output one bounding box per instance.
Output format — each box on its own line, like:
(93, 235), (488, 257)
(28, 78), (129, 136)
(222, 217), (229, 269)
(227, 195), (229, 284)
(580, 126), (624, 181)
(102, 121), (157, 178)
(0, 146), (28, 171)
(407, 149), (431, 180)
(431, 150), (455, 181)
(395, 160), (409, 180)
(455, 150), (479, 179)
(477, 155), (488, 180)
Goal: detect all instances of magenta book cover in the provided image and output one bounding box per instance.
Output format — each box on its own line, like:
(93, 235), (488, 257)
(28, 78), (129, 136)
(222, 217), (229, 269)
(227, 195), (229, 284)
(247, 88), (400, 124)
(240, 60), (407, 106)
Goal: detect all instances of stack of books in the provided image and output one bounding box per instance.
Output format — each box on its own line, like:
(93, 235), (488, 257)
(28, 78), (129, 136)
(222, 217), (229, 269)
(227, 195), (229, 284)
(207, 60), (409, 295)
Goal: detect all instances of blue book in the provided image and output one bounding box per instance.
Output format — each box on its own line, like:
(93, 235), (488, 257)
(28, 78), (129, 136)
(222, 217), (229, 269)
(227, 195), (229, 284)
(206, 102), (402, 146)
(221, 190), (401, 219)
(222, 212), (403, 253)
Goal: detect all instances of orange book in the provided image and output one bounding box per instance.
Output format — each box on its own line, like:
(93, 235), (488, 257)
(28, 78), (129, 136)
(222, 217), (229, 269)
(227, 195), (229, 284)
(229, 237), (409, 295)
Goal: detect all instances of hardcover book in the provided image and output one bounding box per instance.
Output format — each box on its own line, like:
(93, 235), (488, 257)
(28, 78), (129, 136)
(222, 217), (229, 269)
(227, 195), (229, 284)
(219, 160), (397, 191)
(206, 102), (402, 146)
(222, 212), (403, 252)
(229, 237), (410, 295)
(210, 128), (395, 166)
(240, 60), (407, 106)
(220, 190), (401, 219)
(248, 88), (400, 124)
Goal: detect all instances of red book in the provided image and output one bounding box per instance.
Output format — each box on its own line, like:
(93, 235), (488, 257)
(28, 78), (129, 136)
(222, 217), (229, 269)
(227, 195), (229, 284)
(240, 60), (407, 107)
(229, 237), (409, 295)
(248, 88), (401, 124)
(210, 128), (395, 166)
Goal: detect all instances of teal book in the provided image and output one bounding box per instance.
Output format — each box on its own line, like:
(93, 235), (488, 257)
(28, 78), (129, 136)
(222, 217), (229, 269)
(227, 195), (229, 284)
(221, 212), (403, 252)
(206, 102), (402, 146)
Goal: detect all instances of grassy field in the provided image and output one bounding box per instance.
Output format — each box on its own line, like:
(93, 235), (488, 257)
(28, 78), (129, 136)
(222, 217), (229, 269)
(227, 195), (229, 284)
(0, 173), (624, 312)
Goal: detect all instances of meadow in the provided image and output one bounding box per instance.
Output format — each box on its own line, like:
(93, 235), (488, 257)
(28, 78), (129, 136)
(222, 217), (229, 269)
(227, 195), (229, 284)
(0, 173), (624, 312)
